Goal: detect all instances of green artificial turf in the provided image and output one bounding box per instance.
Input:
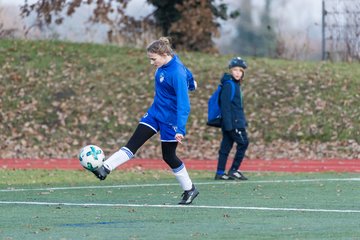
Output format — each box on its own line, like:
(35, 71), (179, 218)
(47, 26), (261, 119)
(1, 170), (359, 239)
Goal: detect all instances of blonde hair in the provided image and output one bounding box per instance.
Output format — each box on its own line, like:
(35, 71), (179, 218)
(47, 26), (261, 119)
(147, 37), (174, 56)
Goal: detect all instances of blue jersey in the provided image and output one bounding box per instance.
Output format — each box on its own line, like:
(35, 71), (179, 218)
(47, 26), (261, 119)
(147, 55), (193, 136)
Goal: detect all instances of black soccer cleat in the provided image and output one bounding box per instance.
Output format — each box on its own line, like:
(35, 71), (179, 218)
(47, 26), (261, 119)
(178, 184), (199, 205)
(92, 165), (110, 180)
(228, 170), (248, 180)
(214, 173), (234, 180)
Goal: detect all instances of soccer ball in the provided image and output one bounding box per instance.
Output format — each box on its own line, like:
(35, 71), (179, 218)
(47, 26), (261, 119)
(79, 145), (105, 171)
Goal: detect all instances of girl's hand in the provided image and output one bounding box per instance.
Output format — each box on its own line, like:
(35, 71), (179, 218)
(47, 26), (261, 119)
(175, 133), (184, 144)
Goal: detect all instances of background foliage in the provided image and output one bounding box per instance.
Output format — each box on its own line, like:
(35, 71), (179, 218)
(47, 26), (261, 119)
(20, 0), (238, 52)
(1, 40), (359, 160)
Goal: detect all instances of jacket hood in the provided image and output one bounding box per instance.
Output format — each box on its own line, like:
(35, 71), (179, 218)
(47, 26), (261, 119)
(221, 73), (234, 84)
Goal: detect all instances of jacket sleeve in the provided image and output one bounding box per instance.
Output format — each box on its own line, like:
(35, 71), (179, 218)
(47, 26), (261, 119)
(173, 68), (190, 135)
(185, 67), (196, 91)
(220, 82), (233, 131)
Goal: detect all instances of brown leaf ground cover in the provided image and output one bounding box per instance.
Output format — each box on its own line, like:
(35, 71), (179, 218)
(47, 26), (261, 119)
(1, 40), (359, 160)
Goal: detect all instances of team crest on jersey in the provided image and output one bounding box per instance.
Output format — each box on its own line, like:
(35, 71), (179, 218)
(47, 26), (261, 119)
(159, 73), (165, 83)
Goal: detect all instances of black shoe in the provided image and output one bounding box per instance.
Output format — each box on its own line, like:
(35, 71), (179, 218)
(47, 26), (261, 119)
(92, 166), (110, 180)
(178, 184), (199, 205)
(214, 174), (234, 180)
(228, 170), (248, 180)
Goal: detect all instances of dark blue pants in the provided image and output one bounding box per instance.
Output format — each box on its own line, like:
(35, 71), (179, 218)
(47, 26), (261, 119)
(217, 128), (249, 174)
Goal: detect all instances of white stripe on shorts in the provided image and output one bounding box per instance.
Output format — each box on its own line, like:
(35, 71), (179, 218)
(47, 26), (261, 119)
(139, 122), (158, 133)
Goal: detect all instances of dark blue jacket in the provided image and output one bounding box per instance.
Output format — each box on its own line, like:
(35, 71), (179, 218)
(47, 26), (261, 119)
(219, 73), (247, 131)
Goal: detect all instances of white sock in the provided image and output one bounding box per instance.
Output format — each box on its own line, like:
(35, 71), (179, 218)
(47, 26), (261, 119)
(172, 164), (193, 191)
(103, 147), (134, 171)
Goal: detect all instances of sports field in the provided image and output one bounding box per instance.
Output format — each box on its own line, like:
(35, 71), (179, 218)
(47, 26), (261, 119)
(1, 168), (359, 240)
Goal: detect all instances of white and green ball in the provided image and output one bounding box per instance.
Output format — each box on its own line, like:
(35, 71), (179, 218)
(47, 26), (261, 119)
(79, 145), (105, 171)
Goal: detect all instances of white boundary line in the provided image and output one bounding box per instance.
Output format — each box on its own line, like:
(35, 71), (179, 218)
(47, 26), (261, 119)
(1, 178), (359, 192)
(1, 178), (360, 213)
(0, 201), (359, 213)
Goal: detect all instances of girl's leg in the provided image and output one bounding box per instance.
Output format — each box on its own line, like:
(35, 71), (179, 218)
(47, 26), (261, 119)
(162, 142), (193, 191)
(104, 124), (156, 171)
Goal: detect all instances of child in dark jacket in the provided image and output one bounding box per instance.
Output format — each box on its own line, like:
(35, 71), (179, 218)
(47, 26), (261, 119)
(215, 57), (249, 180)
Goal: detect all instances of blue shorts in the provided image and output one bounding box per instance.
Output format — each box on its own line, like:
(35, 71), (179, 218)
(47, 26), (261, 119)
(139, 113), (177, 142)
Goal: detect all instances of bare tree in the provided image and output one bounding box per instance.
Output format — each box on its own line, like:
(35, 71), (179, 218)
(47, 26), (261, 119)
(20, 0), (238, 52)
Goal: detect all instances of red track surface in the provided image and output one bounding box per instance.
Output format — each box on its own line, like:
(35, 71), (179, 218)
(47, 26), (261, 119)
(1, 158), (359, 172)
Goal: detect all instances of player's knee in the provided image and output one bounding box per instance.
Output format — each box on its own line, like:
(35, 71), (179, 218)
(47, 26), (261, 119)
(162, 151), (175, 163)
(162, 152), (182, 169)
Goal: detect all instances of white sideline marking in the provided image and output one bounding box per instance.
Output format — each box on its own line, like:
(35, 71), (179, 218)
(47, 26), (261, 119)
(0, 201), (359, 213)
(0, 178), (359, 192)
